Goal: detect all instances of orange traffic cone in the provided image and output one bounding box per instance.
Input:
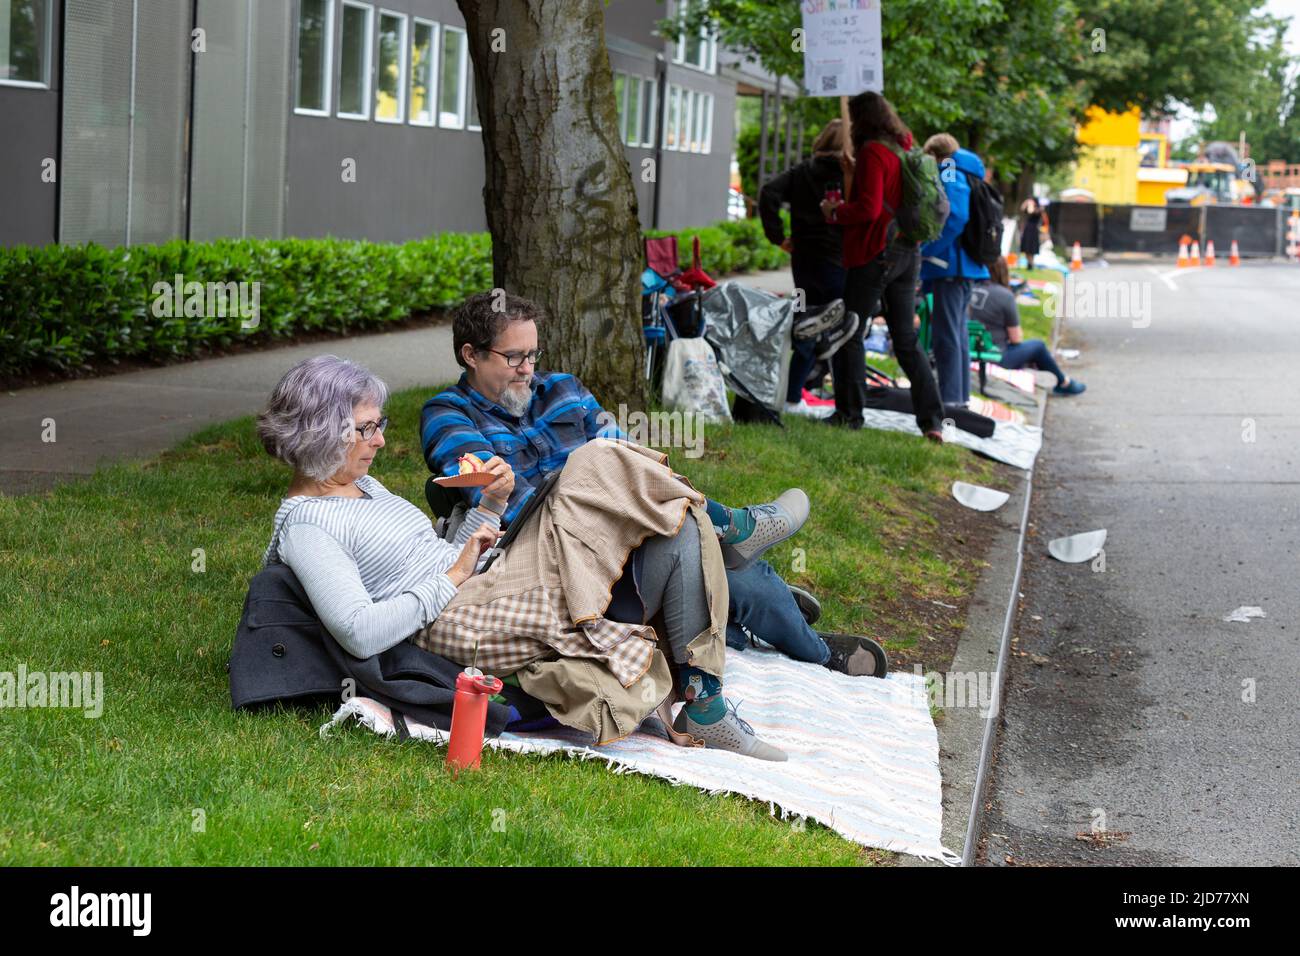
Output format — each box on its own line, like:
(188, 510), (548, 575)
(1230, 240), (1241, 266)
(1189, 240), (1201, 267)
(1070, 242), (1083, 271)
(1177, 239), (1189, 267)
(1205, 240), (1216, 266)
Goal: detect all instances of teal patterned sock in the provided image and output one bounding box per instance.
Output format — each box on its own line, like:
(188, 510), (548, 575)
(719, 506), (755, 544)
(681, 666), (725, 724)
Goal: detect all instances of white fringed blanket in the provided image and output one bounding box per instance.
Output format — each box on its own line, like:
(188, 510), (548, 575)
(322, 646), (956, 862)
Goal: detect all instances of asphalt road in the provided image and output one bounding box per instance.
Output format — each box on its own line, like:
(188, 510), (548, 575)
(981, 260), (1300, 866)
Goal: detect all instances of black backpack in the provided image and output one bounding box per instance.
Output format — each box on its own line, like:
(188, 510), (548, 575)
(960, 171), (1005, 265)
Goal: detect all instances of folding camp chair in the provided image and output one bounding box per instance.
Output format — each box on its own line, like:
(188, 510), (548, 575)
(642, 235), (782, 427)
(967, 319), (1003, 394)
(915, 291), (1002, 395)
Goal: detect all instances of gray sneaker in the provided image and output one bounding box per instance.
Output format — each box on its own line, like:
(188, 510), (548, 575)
(673, 699), (788, 761)
(720, 488), (811, 571)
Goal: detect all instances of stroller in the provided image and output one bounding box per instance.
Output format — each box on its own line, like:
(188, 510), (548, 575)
(642, 235), (784, 427)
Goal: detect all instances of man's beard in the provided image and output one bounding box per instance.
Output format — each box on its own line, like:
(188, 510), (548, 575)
(497, 381), (532, 417)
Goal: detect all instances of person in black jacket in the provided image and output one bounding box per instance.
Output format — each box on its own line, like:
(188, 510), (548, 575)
(759, 119), (858, 414)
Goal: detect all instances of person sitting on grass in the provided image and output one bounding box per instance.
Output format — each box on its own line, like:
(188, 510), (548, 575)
(256, 354), (788, 760)
(419, 291), (889, 678)
(970, 258), (1086, 397)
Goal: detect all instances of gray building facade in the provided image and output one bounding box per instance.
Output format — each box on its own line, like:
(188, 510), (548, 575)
(0, 0), (734, 248)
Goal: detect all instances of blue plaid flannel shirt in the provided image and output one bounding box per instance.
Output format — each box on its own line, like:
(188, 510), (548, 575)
(420, 371), (626, 525)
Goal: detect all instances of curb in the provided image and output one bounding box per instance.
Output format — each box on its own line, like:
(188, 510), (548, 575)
(957, 282), (1064, 864)
(959, 391), (1045, 864)
(902, 283), (1061, 868)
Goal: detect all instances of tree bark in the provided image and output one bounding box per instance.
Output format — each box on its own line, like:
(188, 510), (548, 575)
(458, 1), (646, 412)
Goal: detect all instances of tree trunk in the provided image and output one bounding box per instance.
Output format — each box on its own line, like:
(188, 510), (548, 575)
(458, 1), (646, 412)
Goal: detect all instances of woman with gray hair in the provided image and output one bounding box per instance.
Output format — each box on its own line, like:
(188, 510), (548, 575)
(256, 355), (786, 760)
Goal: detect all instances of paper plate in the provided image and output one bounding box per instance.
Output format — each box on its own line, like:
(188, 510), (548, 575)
(1047, 529), (1107, 563)
(432, 473), (496, 488)
(951, 481), (1011, 512)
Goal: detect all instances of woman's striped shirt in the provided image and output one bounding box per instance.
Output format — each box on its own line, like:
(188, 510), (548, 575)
(262, 474), (499, 658)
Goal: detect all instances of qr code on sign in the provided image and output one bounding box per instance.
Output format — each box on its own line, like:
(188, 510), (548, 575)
(821, 74), (838, 92)
(860, 67), (875, 84)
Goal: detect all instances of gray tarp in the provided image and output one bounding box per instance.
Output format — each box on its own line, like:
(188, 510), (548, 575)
(697, 281), (793, 409)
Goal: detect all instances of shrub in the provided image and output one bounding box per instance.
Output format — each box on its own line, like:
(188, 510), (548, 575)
(0, 218), (788, 378)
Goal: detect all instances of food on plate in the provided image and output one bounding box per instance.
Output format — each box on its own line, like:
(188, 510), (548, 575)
(457, 455), (486, 476)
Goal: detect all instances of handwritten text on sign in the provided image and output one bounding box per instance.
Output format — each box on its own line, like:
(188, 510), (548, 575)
(801, 0), (884, 97)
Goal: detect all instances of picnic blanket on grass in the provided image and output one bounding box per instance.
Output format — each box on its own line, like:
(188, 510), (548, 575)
(322, 646), (957, 863)
(861, 407), (1042, 471)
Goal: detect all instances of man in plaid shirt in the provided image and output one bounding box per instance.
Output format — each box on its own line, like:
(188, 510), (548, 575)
(420, 292), (888, 677)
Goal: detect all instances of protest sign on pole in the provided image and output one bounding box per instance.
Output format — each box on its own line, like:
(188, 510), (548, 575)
(801, 1), (884, 199)
(800, 0), (884, 99)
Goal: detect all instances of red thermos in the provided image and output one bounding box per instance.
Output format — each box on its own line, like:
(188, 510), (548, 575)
(446, 669), (503, 772)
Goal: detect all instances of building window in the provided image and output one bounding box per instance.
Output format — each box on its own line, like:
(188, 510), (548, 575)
(640, 80), (657, 147)
(439, 24), (466, 128)
(0, 0), (51, 88)
(673, 1), (716, 74)
(295, 0), (332, 114)
(664, 84), (680, 150)
(409, 18), (437, 126)
(698, 92), (712, 153)
(613, 72), (625, 137)
(467, 74), (480, 131)
(375, 10), (407, 122)
(662, 85), (711, 153)
(677, 87), (692, 152)
(338, 1), (374, 120)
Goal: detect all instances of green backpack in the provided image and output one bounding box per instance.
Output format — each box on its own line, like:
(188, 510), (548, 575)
(881, 140), (950, 245)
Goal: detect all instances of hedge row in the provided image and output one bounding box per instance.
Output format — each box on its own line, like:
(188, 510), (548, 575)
(0, 216), (788, 377)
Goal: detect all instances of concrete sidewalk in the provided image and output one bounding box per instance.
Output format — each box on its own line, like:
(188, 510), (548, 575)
(2, 267), (798, 496)
(1, 324), (460, 496)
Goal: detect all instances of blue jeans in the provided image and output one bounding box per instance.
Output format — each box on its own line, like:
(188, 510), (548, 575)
(928, 277), (973, 405)
(998, 339), (1066, 384)
(725, 559), (829, 665)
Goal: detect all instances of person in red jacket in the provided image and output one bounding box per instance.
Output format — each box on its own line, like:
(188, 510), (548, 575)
(819, 92), (945, 442)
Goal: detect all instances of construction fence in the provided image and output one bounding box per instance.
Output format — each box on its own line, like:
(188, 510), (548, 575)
(1050, 203), (1294, 258)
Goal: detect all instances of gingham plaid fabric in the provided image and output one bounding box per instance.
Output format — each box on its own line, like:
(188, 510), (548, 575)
(414, 583), (659, 687)
(413, 438), (717, 690)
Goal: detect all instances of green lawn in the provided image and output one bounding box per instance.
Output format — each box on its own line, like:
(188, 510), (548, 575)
(1, 384), (993, 865)
(1013, 266), (1066, 343)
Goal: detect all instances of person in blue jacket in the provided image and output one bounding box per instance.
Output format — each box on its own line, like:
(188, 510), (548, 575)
(920, 134), (990, 407)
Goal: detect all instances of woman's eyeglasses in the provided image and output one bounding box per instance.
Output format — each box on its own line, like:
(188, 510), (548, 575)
(354, 416), (389, 441)
(484, 347), (544, 368)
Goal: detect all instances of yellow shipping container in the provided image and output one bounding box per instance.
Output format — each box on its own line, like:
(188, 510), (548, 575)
(1075, 145), (1139, 204)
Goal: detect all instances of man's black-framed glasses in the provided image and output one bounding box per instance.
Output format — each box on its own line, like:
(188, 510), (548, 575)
(484, 347), (544, 368)
(354, 416), (389, 441)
